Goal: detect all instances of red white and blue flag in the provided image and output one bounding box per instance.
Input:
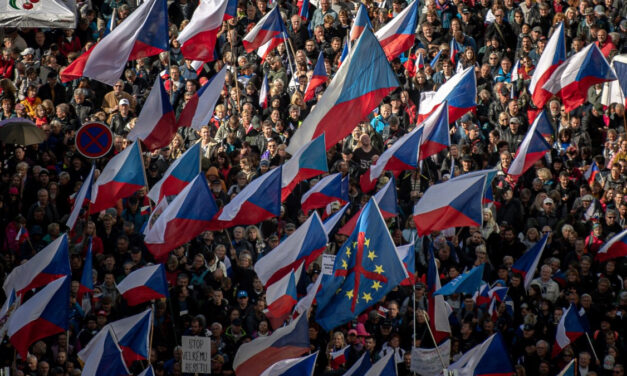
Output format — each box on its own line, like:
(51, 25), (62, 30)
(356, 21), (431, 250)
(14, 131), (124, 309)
(396, 242), (415, 286)
(116, 264), (169, 306)
(301, 173), (349, 215)
(8, 276), (70, 358)
(147, 142), (201, 203)
(281, 134), (328, 200)
(61, 0), (168, 85)
(417, 66), (476, 124)
(450, 38), (463, 64)
(447, 333), (514, 376)
(330, 345), (351, 368)
(177, 0), (228, 62)
(427, 249), (451, 343)
(530, 23), (566, 110)
(338, 40), (349, 67)
(375, 0), (418, 60)
(254, 212), (328, 286)
(66, 164), (95, 230)
(601, 55), (627, 107)
(287, 28), (399, 153)
(339, 178), (398, 235)
(596, 228), (627, 262)
(543, 43), (616, 112)
(77, 238), (94, 302)
(243, 6), (287, 53)
(512, 234), (549, 289)
(145, 174), (219, 260)
(90, 142), (146, 213)
(350, 3), (372, 41)
(304, 52), (328, 102)
(127, 77), (176, 151)
(508, 110), (552, 179)
(552, 303), (586, 357)
(15, 226), (29, 245)
(81, 329), (130, 376)
(584, 161), (600, 186)
(177, 66), (227, 130)
(260, 73), (270, 109)
(260, 352), (318, 376)
(264, 264), (302, 329)
(224, 0), (237, 19)
(297, 0), (310, 20)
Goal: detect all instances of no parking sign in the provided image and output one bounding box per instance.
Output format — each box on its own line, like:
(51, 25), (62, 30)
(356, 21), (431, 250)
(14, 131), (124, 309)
(75, 122), (113, 159)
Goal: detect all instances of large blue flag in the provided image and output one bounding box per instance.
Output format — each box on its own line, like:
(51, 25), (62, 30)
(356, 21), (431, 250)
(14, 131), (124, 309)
(433, 263), (484, 296)
(315, 198), (407, 331)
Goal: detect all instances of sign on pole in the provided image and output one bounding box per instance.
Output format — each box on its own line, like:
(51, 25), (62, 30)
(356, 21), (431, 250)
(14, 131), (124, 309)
(182, 336), (211, 374)
(410, 339), (451, 376)
(75, 122), (113, 159)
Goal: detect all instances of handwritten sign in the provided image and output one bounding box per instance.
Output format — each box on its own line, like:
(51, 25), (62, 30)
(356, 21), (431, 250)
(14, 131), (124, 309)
(182, 336), (211, 374)
(322, 254), (336, 275)
(410, 339), (450, 376)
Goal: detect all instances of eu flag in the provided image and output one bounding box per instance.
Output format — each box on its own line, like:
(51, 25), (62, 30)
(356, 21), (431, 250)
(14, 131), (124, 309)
(315, 198), (407, 331)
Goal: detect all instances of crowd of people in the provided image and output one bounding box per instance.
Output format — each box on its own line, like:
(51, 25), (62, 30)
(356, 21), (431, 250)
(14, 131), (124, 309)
(0, 0), (626, 374)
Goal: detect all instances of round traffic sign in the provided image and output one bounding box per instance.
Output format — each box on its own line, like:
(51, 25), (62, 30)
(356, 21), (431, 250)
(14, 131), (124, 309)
(75, 122), (113, 159)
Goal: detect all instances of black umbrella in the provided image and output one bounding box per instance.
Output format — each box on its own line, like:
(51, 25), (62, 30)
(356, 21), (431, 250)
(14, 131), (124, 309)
(0, 118), (46, 146)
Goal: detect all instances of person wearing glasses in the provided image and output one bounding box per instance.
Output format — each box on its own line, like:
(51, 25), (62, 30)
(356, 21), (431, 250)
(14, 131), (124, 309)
(102, 79), (136, 115)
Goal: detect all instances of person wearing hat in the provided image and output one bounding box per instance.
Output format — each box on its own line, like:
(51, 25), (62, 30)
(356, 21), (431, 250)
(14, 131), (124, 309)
(102, 79), (136, 115)
(502, 116), (525, 150)
(485, 8), (516, 51)
(36, 71), (66, 106)
(109, 98), (134, 137)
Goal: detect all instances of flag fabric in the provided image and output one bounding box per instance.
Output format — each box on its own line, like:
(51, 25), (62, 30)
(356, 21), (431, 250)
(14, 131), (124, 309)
(79, 309), (153, 366)
(508, 110), (552, 178)
(365, 351), (397, 376)
(350, 3), (372, 41)
(208, 166), (282, 230)
(260, 73), (270, 109)
(434, 264), (484, 296)
(242, 6), (287, 52)
(596, 228), (627, 262)
(511, 59), (520, 82)
(427, 249), (451, 343)
(542, 43), (617, 112)
(260, 352), (318, 376)
(286, 28), (399, 154)
(66, 164), (95, 229)
(15, 225), (29, 245)
(103, 9), (117, 37)
(338, 40), (349, 67)
(374, 0), (418, 60)
(323, 203), (350, 236)
(233, 313), (310, 376)
(223, 0), (237, 19)
(255, 212), (327, 286)
(396, 242), (415, 286)
(177, 66), (227, 130)
(601, 55), (627, 107)
(430, 50), (442, 69)
(281, 134), (328, 200)
(90, 142), (146, 213)
(264, 264), (302, 329)
(303, 52), (328, 102)
(447, 333), (514, 376)
(339, 177), (398, 235)
(177, 0), (228, 61)
(81, 329), (130, 376)
(143, 196), (170, 236)
(584, 161), (600, 186)
(77, 238), (94, 302)
(557, 359), (576, 376)
(530, 23), (566, 109)
(315, 198), (408, 331)
(344, 352), (373, 376)
(330, 345), (351, 368)
(127, 77), (176, 151)
(298, 0), (310, 21)
(147, 142), (201, 203)
(3, 233), (70, 297)
(0, 289), (17, 319)
(0, 289), (18, 339)
(512, 234), (549, 289)
(8, 276), (70, 358)
(145, 174), (219, 260)
(301, 173), (349, 214)
(292, 273), (321, 320)
(552, 303), (586, 357)
(450, 38), (463, 64)
(116, 264), (169, 306)
(417, 66), (476, 124)
(413, 172), (486, 236)
(60, 0), (168, 85)
(417, 101), (451, 159)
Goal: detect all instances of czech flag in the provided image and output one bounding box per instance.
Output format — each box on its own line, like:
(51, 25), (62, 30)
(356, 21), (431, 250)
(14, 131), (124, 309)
(224, 0), (237, 19)
(427, 249), (451, 343)
(79, 309), (152, 366)
(374, 0), (418, 60)
(281, 134), (328, 200)
(530, 23), (566, 110)
(177, 66), (227, 130)
(396, 243), (416, 286)
(208, 167), (282, 230)
(323, 203), (350, 236)
(286, 28), (398, 154)
(343, 352), (372, 376)
(584, 161), (600, 186)
(116, 264), (169, 306)
(350, 3), (372, 41)
(557, 360), (576, 376)
(259, 73), (270, 109)
(61, 0), (168, 85)
(339, 177), (398, 235)
(15, 226), (29, 245)
(413, 172), (486, 236)
(147, 143), (201, 203)
(434, 264), (484, 296)
(260, 352), (318, 376)
(450, 38), (463, 64)
(8, 276), (70, 358)
(330, 345), (351, 368)
(417, 66), (476, 124)
(254, 212), (328, 286)
(601, 55), (627, 107)
(304, 52), (328, 102)
(297, 0), (309, 20)
(366, 352), (397, 375)
(264, 264), (301, 329)
(3, 234), (70, 297)
(90, 142), (146, 214)
(242, 6), (287, 53)
(145, 174), (219, 260)
(66, 164), (95, 230)
(448, 333), (514, 376)
(542, 43), (616, 112)
(233, 313), (309, 376)
(127, 77), (176, 151)
(508, 110), (552, 179)
(430, 50), (442, 69)
(177, 0), (228, 62)
(77, 238), (93, 302)
(596, 228), (627, 262)
(301, 173), (349, 214)
(338, 40), (349, 67)
(81, 329), (130, 376)
(404, 52), (424, 78)
(552, 303), (586, 357)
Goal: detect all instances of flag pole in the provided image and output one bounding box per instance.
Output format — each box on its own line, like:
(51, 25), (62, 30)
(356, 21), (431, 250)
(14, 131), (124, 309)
(421, 311), (447, 372)
(584, 332), (600, 362)
(227, 22), (242, 114)
(137, 141), (154, 212)
(412, 281), (417, 376)
(283, 33), (297, 80)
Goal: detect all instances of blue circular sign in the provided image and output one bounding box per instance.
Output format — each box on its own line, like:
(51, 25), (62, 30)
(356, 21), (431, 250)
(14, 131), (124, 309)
(75, 122), (113, 159)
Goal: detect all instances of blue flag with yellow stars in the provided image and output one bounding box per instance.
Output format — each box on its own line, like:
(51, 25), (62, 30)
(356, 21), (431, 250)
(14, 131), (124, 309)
(315, 198), (408, 331)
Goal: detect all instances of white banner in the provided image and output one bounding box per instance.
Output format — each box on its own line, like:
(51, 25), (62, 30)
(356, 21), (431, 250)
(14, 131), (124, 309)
(410, 339), (451, 376)
(182, 336), (211, 374)
(321, 254), (336, 275)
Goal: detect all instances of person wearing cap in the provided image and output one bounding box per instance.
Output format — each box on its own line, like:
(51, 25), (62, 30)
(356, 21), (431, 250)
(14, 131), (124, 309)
(102, 79), (136, 115)
(109, 98), (134, 136)
(502, 116), (525, 150)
